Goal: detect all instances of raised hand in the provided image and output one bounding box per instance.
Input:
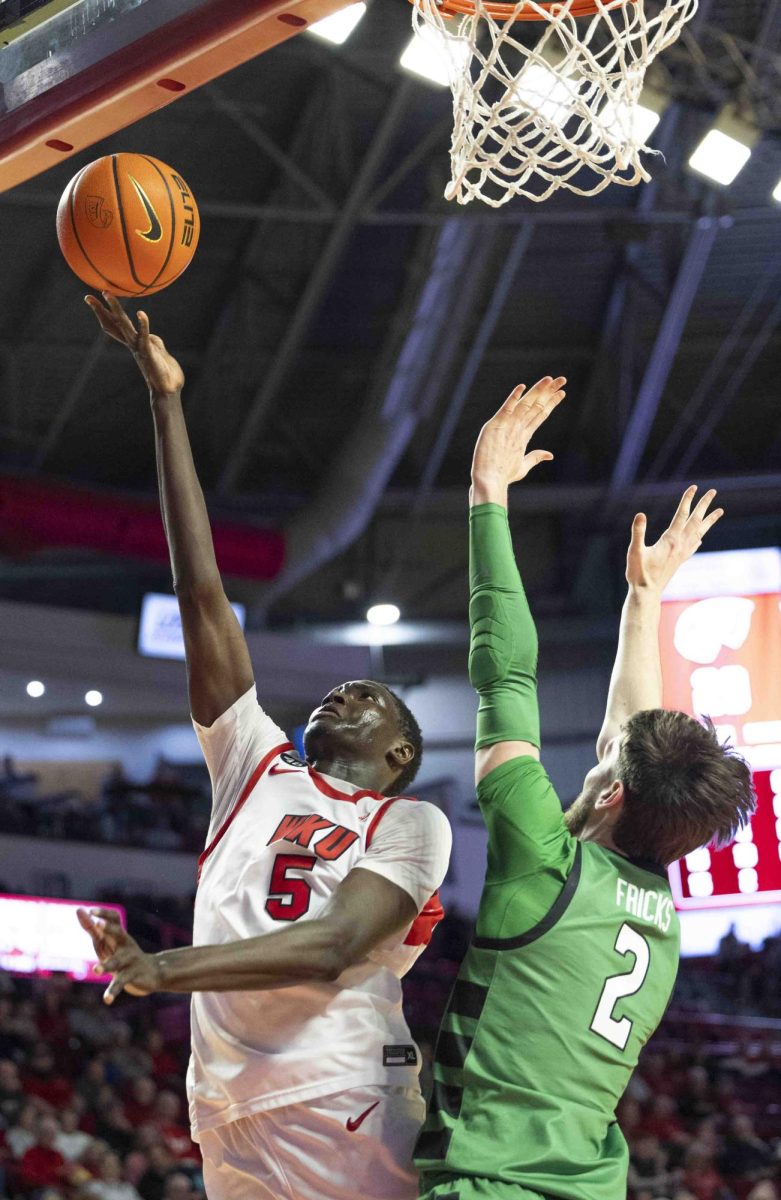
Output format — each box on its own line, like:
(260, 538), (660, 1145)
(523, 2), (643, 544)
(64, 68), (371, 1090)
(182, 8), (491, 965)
(77, 907), (161, 1004)
(471, 377), (566, 504)
(627, 486), (724, 595)
(85, 291), (184, 397)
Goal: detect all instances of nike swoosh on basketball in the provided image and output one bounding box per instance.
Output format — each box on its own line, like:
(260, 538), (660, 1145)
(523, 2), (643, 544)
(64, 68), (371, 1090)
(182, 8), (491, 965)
(269, 764), (303, 775)
(346, 1100), (380, 1132)
(129, 175), (163, 243)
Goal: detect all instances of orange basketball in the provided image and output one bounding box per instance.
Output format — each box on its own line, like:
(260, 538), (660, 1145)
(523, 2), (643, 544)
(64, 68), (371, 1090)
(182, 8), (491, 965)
(56, 153), (200, 296)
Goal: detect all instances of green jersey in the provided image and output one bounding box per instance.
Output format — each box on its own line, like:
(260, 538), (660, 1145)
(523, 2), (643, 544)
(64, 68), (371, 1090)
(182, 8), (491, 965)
(416, 756), (680, 1200)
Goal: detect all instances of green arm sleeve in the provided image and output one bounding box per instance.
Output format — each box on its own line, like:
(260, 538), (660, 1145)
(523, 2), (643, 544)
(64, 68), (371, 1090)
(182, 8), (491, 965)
(469, 503), (540, 751)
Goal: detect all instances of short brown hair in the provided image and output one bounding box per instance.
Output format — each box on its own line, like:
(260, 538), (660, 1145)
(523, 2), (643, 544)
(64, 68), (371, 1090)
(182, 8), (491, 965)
(613, 709), (755, 866)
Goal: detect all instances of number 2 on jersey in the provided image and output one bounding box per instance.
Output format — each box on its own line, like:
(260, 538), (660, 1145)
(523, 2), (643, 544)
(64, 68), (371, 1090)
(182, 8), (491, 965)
(590, 923), (650, 1050)
(265, 853), (315, 921)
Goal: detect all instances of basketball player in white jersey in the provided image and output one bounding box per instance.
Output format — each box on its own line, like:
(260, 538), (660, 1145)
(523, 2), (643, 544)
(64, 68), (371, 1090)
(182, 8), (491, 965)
(77, 293), (452, 1200)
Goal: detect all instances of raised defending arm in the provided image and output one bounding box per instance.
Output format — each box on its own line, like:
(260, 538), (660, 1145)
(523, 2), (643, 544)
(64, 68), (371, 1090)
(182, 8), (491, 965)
(469, 378), (566, 785)
(595, 486), (724, 760)
(86, 293), (253, 726)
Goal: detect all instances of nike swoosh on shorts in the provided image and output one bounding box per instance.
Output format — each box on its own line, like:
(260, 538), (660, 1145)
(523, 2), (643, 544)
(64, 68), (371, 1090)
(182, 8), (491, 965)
(346, 1100), (380, 1132)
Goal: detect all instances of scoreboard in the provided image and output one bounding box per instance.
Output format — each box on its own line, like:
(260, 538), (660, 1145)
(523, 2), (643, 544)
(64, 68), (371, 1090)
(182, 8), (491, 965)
(0, 894), (125, 982)
(660, 548), (781, 948)
(671, 769), (781, 908)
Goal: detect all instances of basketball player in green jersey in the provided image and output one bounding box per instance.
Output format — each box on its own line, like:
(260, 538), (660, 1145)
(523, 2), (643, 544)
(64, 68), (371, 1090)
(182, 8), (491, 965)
(416, 377), (755, 1200)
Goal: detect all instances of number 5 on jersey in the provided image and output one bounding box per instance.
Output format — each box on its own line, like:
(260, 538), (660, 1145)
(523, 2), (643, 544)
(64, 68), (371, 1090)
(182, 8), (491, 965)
(590, 923), (651, 1050)
(265, 854), (316, 921)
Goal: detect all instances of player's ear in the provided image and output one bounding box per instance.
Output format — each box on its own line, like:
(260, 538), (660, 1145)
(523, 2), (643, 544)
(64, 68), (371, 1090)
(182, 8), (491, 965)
(595, 779), (624, 811)
(388, 739), (414, 771)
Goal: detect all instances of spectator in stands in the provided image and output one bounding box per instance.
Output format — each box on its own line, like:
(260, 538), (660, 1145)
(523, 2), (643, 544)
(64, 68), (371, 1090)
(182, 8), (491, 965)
(679, 1066), (718, 1126)
(132, 1126), (164, 1158)
(76, 1058), (108, 1109)
(747, 1183), (779, 1200)
(99, 765), (130, 843)
(21, 1042), (73, 1109)
(8, 1001), (39, 1052)
(0, 1060), (25, 1126)
(0, 756), (37, 795)
(35, 986), (71, 1048)
(79, 1138), (111, 1183)
(628, 1134), (679, 1198)
(643, 1093), (689, 1148)
(6, 1100), (38, 1160)
(618, 1096), (645, 1141)
(105, 1024), (150, 1083)
(681, 1142), (735, 1200)
(94, 1098), (135, 1158)
(124, 1078), (157, 1126)
(760, 936), (781, 1016)
(0, 996), (29, 1061)
(720, 1114), (777, 1186)
(18, 1114), (73, 1194)
(151, 1093), (193, 1163)
(82, 1150), (142, 1200)
(142, 1032), (178, 1088)
(637, 1051), (677, 1101)
(162, 1172), (199, 1200)
(717, 926), (743, 972)
(137, 1142), (176, 1200)
(69, 995), (110, 1052)
(54, 1106), (94, 1162)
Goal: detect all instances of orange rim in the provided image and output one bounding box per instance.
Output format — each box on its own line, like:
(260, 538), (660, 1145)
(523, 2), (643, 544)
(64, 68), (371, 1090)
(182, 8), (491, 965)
(412, 0), (633, 20)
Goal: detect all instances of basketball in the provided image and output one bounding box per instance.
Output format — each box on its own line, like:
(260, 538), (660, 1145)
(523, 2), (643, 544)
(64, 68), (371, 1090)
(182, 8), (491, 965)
(56, 153), (200, 296)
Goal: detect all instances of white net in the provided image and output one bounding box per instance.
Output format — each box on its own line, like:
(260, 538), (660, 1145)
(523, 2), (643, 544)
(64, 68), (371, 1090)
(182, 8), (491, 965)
(411, 0), (698, 206)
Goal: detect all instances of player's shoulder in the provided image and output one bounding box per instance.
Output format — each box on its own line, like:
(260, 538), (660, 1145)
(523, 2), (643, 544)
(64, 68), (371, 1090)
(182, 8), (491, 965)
(477, 751), (552, 800)
(374, 793), (452, 840)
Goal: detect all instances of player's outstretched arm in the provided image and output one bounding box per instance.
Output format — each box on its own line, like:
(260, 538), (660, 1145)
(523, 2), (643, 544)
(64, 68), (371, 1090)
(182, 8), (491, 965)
(469, 378), (566, 786)
(85, 293), (253, 726)
(77, 870), (418, 1002)
(595, 486), (724, 760)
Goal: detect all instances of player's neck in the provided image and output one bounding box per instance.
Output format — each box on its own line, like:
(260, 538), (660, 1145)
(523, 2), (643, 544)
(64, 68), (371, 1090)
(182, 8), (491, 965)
(308, 754), (390, 795)
(578, 816), (628, 857)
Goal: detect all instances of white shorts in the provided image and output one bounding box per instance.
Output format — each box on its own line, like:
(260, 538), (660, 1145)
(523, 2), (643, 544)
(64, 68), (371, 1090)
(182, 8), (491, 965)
(199, 1084), (427, 1200)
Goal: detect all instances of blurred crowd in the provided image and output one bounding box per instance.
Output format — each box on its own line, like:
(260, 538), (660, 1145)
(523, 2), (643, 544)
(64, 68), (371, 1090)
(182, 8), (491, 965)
(0, 758), (209, 854)
(0, 886), (778, 1199)
(0, 971), (202, 1200)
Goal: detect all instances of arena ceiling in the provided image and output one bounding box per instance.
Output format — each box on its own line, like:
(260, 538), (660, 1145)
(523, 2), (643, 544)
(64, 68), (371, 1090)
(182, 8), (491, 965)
(0, 0), (780, 647)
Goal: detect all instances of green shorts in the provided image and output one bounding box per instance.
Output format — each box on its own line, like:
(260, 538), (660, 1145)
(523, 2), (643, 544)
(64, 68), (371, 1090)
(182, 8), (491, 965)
(420, 1178), (548, 1200)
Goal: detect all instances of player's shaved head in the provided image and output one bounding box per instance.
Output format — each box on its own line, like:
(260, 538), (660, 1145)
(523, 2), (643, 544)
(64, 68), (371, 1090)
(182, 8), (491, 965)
(303, 680), (423, 796)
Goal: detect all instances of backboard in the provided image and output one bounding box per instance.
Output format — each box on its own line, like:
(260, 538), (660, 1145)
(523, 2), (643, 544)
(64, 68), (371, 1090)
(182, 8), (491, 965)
(0, 0), (352, 191)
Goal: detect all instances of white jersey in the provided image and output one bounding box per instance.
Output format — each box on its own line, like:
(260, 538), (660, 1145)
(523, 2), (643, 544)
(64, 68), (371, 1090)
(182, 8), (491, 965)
(187, 686), (452, 1138)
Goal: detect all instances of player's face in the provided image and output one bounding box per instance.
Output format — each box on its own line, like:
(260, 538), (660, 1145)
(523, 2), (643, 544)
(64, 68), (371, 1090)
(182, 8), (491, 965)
(565, 736), (623, 838)
(303, 680), (403, 762)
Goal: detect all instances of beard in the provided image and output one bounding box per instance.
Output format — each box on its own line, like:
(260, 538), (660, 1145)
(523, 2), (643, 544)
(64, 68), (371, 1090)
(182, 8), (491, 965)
(564, 790), (597, 837)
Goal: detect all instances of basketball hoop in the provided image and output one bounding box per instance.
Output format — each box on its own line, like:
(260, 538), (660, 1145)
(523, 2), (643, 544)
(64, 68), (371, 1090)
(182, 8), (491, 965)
(409, 0), (698, 205)
(431, 0), (621, 18)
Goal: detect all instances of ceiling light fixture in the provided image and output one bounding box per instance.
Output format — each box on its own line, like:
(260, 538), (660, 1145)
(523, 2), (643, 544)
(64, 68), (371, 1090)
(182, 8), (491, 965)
(366, 603), (401, 627)
(26, 680), (45, 698)
(688, 106), (758, 186)
(308, 2), (366, 45)
(400, 23), (468, 88)
(597, 83), (668, 148)
(84, 690), (103, 707)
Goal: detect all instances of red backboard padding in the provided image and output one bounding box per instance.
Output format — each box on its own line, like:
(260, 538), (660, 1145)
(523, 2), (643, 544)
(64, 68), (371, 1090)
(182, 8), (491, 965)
(0, 0), (352, 192)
